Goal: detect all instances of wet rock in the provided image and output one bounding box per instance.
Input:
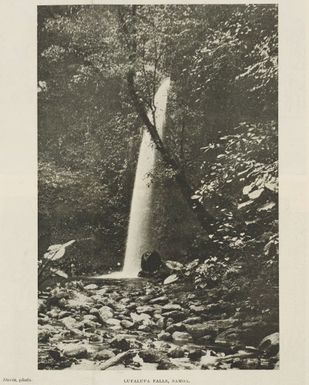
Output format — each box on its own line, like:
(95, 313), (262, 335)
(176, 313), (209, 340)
(138, 324), (151, 332)
(97, 306), (114, 322)
(158, 331), (172, 342)
(38, 299), (47, 313)
(235, 357), (261, 369)
(259, 332), (279, 357)
(113, 303), (126, 313)
(240, 322), (275, 346)
(199, 335), (215, 345)
(188, 349), (204, 361)
(149, 295), (169, 305)
(110, 336), (131, 351)
(156, 317), (166, 329)
(105, 318), (122, 328)
(189, 304), (206, 314)
(157, 358), (178, 370)
(165, 260), (184, 271)
(46, 289), (69, 308)
(61, 316), (81, 329)
(38, 330), (51, 343)
(153, 312), (163, 320)
(47, 308), (60, 319)
(200, 353), (219, 369)
(90, 294), (105, 304)
(120, 320), (134, 329)
(136, 305), (155, 314)
(163, 310), (187, 322)
(185, 319), (238, 339)
(89, 334), (103, 343)
(127, 303), (137, 311)
(168, 347), (185, 358)
(183, 316), (202, 325)
(62, 344), (88, 358)
(66, 292), (94, 310)
(140, 349), (165, 363)
(38, 315), (49, 325)
(96, 287), (108, 295)
(84, 284), (98, 290)
(95, 349), (116, 360)
(172, 331), (192, 343)
(215, 328), (243, 347)
(141, 250), (163, 273)
(162, 303), (182, 312)
(166, 322), (186, 334)
(82, 319), (99, 330)
(130, 312), (151, 324)
(163, 274), (179, 285)
(58, 311), (71, 319)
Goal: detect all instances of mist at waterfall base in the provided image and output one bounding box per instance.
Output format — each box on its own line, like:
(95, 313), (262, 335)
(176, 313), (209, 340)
(98, 78), (171, 279)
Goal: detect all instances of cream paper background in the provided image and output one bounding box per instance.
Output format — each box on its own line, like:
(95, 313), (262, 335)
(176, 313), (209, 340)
(0, 0), (307, 384)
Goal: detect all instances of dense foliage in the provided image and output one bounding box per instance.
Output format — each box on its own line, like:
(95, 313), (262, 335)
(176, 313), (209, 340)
(38, 4), (278, 316)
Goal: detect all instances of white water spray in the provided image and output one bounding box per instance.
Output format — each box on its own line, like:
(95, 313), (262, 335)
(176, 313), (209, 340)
(100, 77), (170, 279)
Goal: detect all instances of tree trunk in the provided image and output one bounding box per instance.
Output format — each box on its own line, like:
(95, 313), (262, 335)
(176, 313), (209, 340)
(118, 6), (215, 233)
(127, 69), (215, 233)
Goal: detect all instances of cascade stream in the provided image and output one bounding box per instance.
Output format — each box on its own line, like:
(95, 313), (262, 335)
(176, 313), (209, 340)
(101, 77), (170, 278)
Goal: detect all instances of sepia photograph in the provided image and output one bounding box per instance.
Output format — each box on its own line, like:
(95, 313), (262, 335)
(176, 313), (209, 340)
(37, 4), (279, 371)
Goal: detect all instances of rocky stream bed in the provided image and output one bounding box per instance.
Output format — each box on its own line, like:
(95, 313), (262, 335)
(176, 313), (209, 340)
(38, 277), (279, 370)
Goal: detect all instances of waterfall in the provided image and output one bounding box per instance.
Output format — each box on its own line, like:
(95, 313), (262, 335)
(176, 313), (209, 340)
(122, 77), (171, 277)
(99, 77), (170, 279)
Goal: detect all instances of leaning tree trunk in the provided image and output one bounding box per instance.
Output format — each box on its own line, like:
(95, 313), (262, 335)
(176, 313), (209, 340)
(118, 6), (215, 233)
(127, 69), (215, 233)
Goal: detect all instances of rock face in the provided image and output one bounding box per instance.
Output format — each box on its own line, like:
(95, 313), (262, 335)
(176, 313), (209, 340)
(140, 250), (163, 273)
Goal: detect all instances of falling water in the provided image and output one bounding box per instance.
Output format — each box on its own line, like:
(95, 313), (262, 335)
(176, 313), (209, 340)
(99, 77), (170, 279)
(122, 77), (171, 277)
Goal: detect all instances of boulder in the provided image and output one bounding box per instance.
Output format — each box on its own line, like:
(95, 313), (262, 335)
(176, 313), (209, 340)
(138, 324), (151, 332)
(185, 319), (238, 339)
(140, 250), (163, 273)
(165, 260), (184, 271)
(105, 318), (122, 328)
(172, 331), (192, 343)
(163, 310), (187, 322)
(140, 349), (165, 363)
(38, 299), (47, 313)
(158, 331), (172, 342)
(157, 358), (178, 370)
(215, 328), (243, 347)
(259, 332), (279, 356)
(163, 274), (179, 285)
(84, 284), (98, 290)
(183, 316), (202, 325)
(166, 322), (186, 334)
(200, 354), (219, 369)
(136, 305), (155, 314)
(120, 320), (134, 329)
(62, 344), (88, 358)
(95, 349), (116, 360)
(188, 349), (204, 361)
(130, 312), (151, 325)
(189, 305), (206, 314)
(168, 347), (185, 358)
(97, 306), (114, 322)
(162, 303), (182, 312)
(110, 336), (131, 351)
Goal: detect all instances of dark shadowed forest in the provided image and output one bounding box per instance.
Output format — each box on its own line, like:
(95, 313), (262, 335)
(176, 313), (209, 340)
(38, 4), (279, 370)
